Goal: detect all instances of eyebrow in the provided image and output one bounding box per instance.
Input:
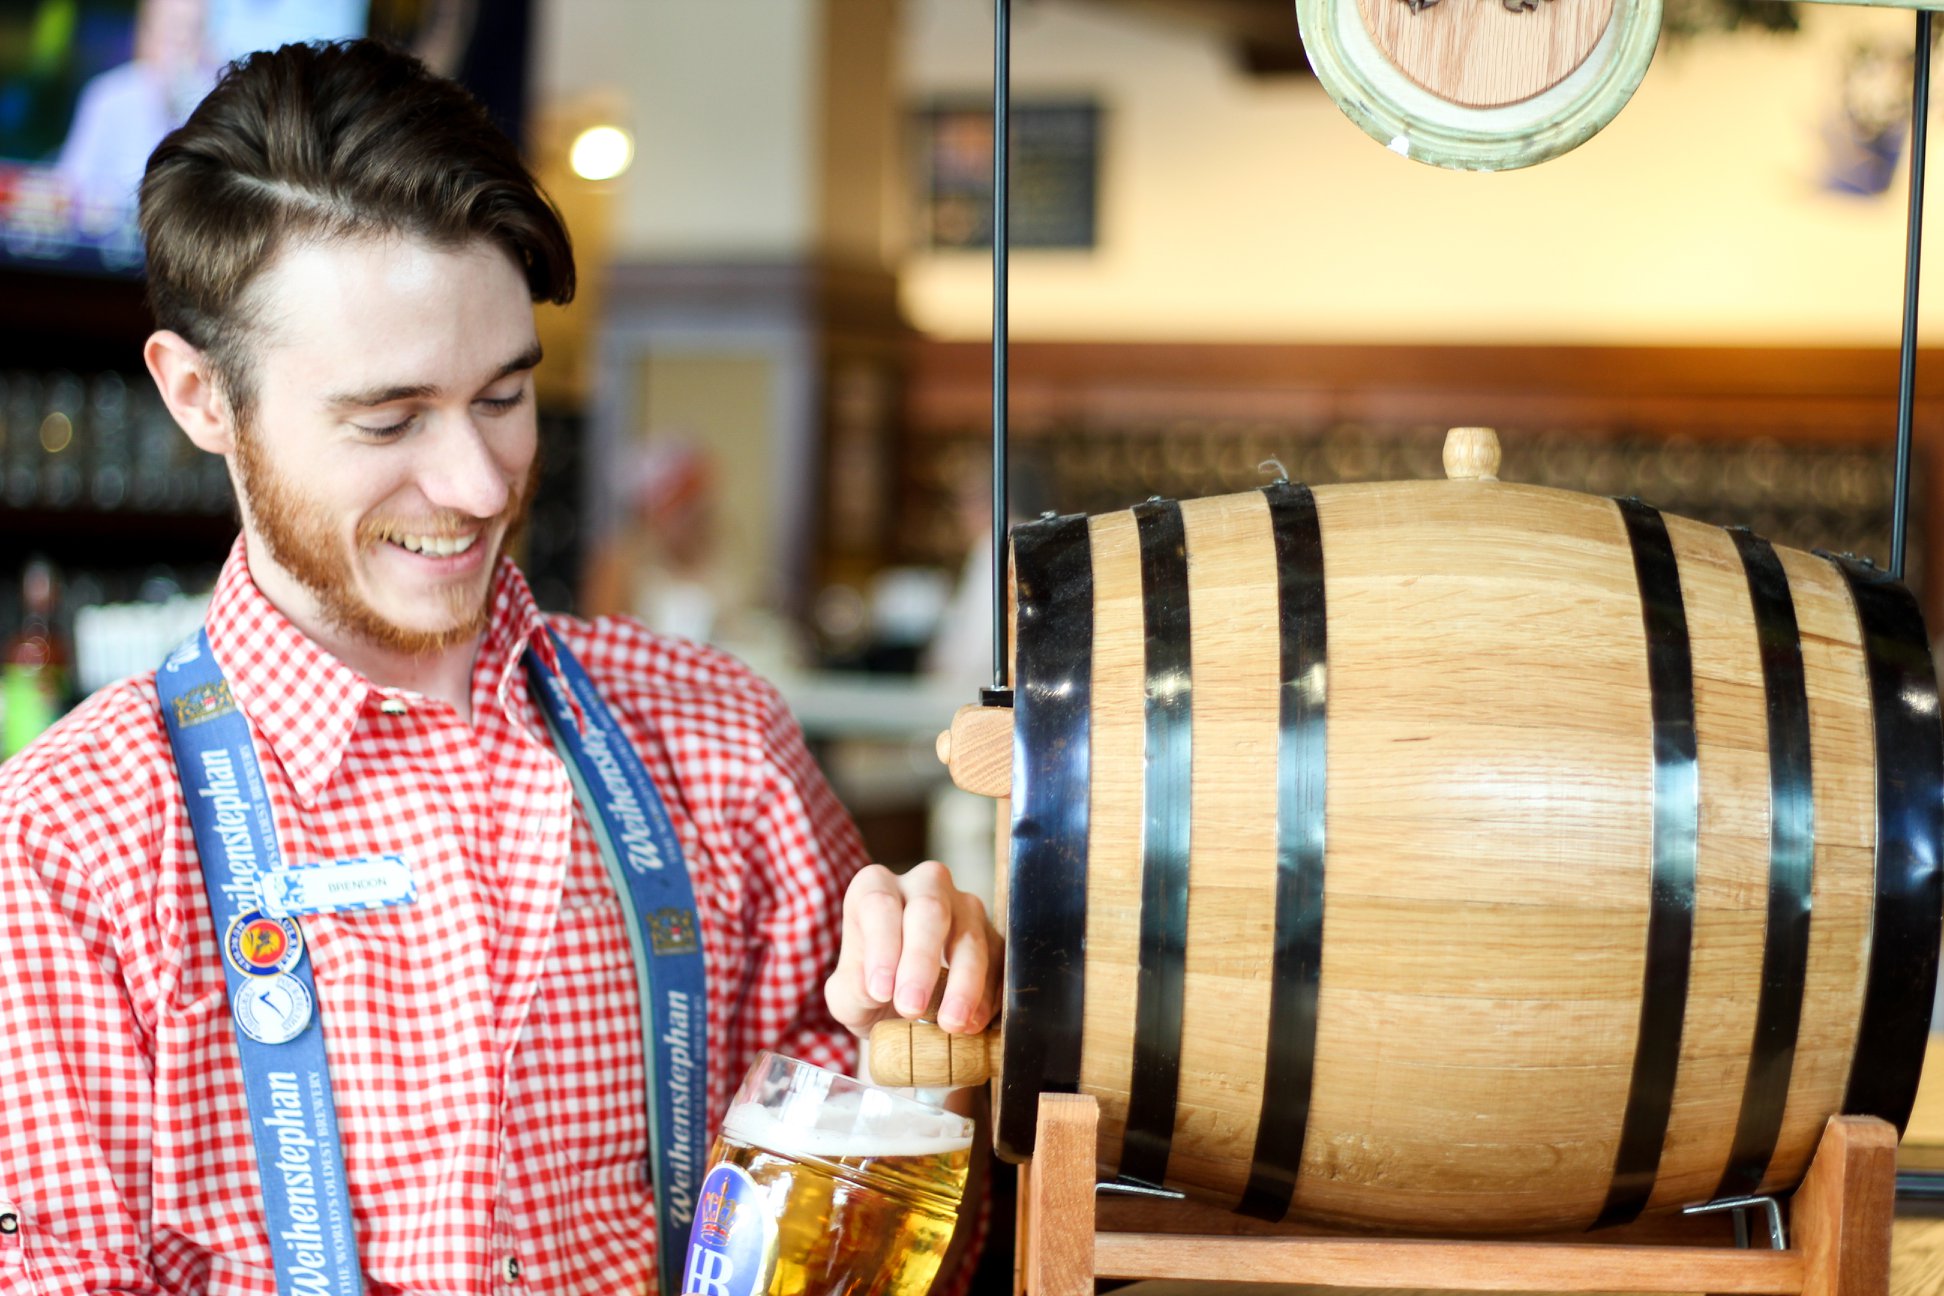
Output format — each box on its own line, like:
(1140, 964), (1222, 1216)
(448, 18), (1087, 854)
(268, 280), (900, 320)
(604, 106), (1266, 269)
(325, 342), (544, 409)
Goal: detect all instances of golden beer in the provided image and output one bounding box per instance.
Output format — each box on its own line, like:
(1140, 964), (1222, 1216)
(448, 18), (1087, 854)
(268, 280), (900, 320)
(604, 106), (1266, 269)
(684, 1054), (973, 1296)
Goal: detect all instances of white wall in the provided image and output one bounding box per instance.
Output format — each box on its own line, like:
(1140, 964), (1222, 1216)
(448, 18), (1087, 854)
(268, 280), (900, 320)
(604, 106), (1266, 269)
(899, 0), (1935, 344)
(534, 0), (819, 259)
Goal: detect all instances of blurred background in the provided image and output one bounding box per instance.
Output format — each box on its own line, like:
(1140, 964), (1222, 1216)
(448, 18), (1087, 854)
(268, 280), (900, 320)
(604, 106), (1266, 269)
(3, 0), (1943, 897)
(11, 2), (1944, 1278)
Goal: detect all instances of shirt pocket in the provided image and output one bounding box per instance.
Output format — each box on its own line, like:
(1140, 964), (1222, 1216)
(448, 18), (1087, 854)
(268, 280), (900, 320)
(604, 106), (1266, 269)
(529, 892), (651, 1179)
(282, 847), (503, 1202)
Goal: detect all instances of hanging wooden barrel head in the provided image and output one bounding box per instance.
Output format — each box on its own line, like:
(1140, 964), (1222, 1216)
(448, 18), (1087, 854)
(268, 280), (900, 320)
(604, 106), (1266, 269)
(1295, 0), (1660, 170)
(995, 460), (1941, 1234)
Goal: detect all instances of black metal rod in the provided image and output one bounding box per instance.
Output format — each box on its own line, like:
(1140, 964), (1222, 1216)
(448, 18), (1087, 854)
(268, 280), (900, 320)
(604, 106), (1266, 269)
(991, 0), (1012, 692)
(1893, 9), (1930, 583)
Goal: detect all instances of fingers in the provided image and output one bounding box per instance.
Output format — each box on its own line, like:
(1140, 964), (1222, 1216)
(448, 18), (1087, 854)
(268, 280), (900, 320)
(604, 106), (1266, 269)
(827, 860), (1004, 1039)
(893, 861), (1004, 1036)
(893, 861), (955, 1019)
(936, 891), (1000, 1033)
(853, 864), (908, 1006)
(826, 864), (907, 1036)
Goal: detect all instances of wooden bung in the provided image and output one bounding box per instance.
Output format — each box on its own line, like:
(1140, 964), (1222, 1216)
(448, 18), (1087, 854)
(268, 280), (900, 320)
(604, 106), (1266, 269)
(1442, 425), (1502, 480)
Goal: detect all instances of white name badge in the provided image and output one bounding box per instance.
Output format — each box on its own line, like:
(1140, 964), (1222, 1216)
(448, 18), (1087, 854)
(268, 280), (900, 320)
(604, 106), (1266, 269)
(259, 852), (418, 918)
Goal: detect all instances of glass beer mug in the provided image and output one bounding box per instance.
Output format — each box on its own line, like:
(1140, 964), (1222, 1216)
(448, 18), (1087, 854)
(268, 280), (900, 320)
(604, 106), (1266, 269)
(682, 1052), (973, 1296)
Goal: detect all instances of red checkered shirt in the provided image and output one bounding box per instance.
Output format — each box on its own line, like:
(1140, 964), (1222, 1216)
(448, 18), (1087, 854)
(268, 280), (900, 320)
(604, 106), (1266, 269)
(0, 540), (870, 1294)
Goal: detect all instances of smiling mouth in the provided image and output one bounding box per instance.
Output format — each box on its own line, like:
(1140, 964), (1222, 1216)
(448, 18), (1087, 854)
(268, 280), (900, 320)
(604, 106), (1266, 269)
(382, 531), (481, 558)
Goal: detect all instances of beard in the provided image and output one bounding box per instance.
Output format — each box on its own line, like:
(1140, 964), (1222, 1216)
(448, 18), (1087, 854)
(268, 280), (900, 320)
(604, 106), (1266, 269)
(231, 414), (538, 657)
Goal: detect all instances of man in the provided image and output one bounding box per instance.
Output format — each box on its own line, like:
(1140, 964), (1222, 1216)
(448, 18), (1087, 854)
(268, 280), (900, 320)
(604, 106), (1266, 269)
(0, 39), (999, 1294)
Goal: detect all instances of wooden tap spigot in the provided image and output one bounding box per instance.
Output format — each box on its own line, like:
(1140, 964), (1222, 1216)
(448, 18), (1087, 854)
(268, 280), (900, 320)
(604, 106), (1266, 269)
(868, 1019), (998, 1087)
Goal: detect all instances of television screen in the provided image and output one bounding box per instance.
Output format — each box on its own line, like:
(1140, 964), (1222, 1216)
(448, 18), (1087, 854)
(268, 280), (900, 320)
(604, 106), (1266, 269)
(0, 0), (368, 276)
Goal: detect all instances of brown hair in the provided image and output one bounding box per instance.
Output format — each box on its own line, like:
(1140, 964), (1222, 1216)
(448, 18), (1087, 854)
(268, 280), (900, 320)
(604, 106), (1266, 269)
(140, 38), (574, 410)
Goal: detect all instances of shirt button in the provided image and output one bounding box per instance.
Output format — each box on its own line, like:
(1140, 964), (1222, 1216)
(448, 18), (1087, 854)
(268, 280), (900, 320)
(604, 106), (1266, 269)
(0, 1205), (17, 1235)
(501, 1255), (523, 1283)
(379, 698), (410, 715)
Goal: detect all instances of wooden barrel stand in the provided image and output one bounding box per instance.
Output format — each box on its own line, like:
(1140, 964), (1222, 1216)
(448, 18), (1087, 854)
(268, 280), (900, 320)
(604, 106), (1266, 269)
(1017, 1094), (1897, 1296)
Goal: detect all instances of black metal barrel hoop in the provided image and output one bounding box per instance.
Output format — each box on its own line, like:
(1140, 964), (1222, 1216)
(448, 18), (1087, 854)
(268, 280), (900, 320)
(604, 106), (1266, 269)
(999, 512), (1096, 1161)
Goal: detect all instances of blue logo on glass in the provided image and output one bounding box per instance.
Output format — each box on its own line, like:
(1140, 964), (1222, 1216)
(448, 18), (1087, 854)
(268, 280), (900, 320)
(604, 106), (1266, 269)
(683, 1163), (773, 1296)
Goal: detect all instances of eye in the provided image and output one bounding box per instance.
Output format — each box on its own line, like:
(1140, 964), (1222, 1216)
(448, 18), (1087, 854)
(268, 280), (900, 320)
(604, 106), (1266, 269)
(352, 416), (414, 439)
(477, 387), (528, 414)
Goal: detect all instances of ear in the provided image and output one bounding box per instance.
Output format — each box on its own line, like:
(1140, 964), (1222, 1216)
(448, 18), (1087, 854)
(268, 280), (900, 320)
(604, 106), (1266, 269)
(144, 330), (235, 455)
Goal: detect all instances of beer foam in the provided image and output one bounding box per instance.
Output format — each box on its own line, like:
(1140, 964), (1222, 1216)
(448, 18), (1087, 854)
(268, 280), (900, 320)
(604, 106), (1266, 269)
(722, 1093), (973, 1158)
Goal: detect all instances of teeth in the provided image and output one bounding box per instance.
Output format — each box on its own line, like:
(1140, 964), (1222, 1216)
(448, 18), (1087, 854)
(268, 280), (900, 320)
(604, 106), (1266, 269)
(392, 533), (478, 557)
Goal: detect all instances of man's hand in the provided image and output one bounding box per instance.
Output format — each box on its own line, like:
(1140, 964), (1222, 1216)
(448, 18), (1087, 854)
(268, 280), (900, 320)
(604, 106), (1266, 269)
(826, 861), (1003, 1038)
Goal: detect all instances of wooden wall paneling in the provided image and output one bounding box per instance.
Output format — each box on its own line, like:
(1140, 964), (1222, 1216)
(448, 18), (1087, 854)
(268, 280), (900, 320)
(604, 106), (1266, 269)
(898, 342), (1942, 627)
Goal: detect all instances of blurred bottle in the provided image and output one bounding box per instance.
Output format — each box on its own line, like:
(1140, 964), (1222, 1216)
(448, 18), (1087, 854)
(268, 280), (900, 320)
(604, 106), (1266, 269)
(4, 372), (43, 509)
(86, 372), (131, 511)
(130, 387), (176, 511)
(2, 558), (73, 759)
(38, 372), (87, 509)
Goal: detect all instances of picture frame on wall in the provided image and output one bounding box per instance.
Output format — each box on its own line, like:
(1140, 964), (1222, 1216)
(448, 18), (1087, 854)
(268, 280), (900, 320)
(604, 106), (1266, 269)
(912, 98), (1102, 252)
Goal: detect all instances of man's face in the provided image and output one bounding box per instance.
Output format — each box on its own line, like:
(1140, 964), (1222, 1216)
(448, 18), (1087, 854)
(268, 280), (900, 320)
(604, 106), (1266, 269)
(227, 233), (541, 658)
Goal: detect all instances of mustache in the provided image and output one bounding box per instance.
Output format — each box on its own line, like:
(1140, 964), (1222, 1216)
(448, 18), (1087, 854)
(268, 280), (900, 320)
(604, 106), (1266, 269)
(355, 464), (543, 550)
(358, 511), (504, 546)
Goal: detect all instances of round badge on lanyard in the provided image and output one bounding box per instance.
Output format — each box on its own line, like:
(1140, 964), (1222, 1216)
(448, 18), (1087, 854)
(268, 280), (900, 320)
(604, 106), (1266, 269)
(233, 973), (315, 1044)
(225, 910), (305, 978)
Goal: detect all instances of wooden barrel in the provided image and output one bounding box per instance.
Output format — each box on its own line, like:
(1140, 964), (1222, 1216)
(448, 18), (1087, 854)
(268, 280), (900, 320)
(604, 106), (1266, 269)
(993, 438), (1941, 1234)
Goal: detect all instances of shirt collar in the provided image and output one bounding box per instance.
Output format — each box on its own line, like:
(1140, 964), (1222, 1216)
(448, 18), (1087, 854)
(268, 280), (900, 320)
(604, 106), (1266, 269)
(203, 537), (557, 808)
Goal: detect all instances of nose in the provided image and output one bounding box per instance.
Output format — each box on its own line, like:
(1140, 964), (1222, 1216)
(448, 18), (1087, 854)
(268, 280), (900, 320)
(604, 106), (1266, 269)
(418, 413), (519, 519)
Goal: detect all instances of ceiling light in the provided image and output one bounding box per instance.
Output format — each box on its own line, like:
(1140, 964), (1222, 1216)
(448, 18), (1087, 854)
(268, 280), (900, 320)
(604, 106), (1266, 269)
(570, 125), (634, 181)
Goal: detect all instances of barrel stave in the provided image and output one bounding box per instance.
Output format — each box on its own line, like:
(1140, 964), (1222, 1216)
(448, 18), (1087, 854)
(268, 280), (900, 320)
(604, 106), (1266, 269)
(1642, 516), (1772, 1212)
(1764, 548), (1875, 1193)
(1303, 481), (1648, 1229)
(1079, 507), (1148, 1180)
(1174, 493), (1284, 1203)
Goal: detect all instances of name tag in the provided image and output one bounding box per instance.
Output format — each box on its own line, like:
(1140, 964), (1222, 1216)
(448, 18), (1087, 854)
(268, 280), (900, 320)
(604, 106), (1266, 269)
(259, 852), (417, 917)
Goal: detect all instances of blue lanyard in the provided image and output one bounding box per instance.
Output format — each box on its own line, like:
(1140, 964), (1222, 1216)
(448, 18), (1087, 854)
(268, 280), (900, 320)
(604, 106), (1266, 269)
(526, 630), (708, 1296)
(160, 627), (709, 1296)
(159, 631), (361, 1296)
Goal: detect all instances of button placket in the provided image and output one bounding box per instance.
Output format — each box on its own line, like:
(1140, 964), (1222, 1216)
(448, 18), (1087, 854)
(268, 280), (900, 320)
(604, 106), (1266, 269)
(491, 1168), (526, 1289)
